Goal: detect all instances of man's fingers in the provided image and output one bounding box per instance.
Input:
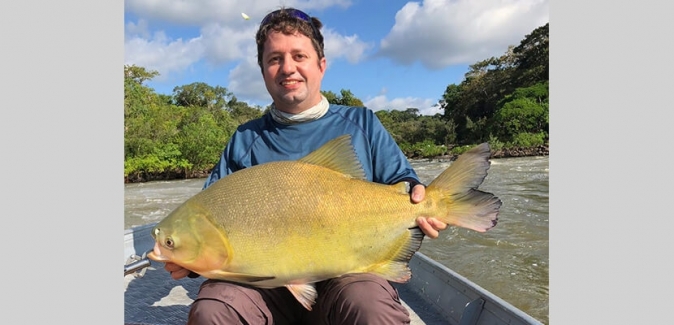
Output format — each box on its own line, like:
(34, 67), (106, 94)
(427, 218), (447, 231)
(416, 217), (439, 239)
(410, 184), (425, 203)
(164, 262), (183, 272)
(164, 262), (191, 279)
(170, 268), (191, 280)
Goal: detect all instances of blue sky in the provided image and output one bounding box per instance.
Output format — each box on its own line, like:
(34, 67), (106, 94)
(124, 0), (549, 115)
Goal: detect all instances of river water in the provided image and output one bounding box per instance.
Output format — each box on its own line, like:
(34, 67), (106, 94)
(124, 156), (549, 324)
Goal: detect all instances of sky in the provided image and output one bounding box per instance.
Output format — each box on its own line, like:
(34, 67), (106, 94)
(124, 0), (549, 116)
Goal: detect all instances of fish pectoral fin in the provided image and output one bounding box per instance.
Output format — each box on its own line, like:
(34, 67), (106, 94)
(208, 271), (275, 283)
(368, 227), (425, 283)
(286, 283), (317, 311)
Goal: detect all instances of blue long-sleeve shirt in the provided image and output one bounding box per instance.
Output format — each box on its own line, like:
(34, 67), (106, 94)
(204, 104), (420, 189)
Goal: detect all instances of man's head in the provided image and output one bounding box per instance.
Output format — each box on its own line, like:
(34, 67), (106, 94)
(256, 8), (325, 69)
(256, 8), (327, 113)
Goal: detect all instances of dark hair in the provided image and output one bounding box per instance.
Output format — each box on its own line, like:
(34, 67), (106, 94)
(255, 7), (325, 69)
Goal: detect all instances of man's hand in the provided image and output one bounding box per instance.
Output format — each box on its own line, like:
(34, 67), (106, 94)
(410, 184), (447, 239)
(164, 262), (192, 280)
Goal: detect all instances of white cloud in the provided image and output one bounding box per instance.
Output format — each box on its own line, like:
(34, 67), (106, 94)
(323, 28), (372, 64)
(377, 0), (549, 69)
(200, 23), (258, 65)
(124, 19), (258, 81)
(125, 0), (352, 26)
(227, 57), (272, 105)
(124, 21), (205, 81)
(365, 94), (442, 116)
(124, 1), (362, 83)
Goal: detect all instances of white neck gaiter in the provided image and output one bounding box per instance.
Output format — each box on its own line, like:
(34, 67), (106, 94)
(270, 95), (329, 125)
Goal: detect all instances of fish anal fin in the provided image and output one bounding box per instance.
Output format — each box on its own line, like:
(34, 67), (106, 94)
(369, 261), (413, 283)
(368, 227), (425, 283)
(206, 271), (275, 283)
(286, 283), (317, 311)
(298, 135), (366, 180)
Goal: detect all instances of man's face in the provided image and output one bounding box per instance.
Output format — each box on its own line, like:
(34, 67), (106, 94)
(261, 31), (326, 113)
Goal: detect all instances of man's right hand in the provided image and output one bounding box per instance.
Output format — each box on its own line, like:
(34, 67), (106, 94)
(164, 262), (192, 280)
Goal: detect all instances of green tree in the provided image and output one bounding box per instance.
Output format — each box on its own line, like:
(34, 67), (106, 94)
(321, 89), (364, 107)
(173, 82), (233, 111)
(124, 65), (176, 158)
(175, 110), (234, 176)
(492, 82), (549, 144)
(513, 23), (549, 87)
(124, 64), (159, 85)
(226, 96), (264, 125)
(439, 23), (549, 145)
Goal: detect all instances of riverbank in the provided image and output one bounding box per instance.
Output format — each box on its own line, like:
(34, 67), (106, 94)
(427, 144), (549, 162)
(124, 145), (549, 183)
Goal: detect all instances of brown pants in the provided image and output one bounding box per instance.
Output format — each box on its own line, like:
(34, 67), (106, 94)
(187, 273), (411, 325)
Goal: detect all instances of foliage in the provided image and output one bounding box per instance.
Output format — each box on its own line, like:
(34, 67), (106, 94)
(124, 65), (262, 180)
(322, 89), (365, 107)
(449, 144), (478, 155)
(488, 134), (505, 151)
(440, 23), (549, 145)
(124, 22), (549, 181)
(226, 96), (265, 124)
(415, 140), (447, 158)
(492, 82), (549, 143)
(513, 23), (549, 87)
(398, 140), (446, 159)
(509, 132), (547, 147)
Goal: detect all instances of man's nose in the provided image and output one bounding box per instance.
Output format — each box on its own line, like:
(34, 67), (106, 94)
(280, 56), (296, 74)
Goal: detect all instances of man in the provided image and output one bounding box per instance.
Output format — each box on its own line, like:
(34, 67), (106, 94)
(163, 7), (448, 324)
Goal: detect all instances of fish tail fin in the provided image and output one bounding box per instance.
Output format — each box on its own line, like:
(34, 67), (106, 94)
(427, 143), (501, 232)
(367, 227), (424, 283)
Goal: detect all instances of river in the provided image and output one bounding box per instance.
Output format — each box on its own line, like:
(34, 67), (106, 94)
(124, 155), (549, 324)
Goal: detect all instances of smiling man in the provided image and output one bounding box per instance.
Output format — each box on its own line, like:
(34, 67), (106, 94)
(161, 7), (448, 325)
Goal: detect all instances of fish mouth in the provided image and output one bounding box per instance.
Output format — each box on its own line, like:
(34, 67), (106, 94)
(146, 242), (170, 262)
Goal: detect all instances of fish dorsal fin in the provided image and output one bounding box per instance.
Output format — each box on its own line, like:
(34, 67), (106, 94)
(298, 134), (366, 180)
(286, 283), (318, 311)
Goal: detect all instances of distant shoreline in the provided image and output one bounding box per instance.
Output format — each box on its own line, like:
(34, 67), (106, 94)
(422, 144), (549, 162)
(124, 145), (549, 184)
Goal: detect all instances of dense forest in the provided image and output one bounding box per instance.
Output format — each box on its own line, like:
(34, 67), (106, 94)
(125, 23), (548, 183)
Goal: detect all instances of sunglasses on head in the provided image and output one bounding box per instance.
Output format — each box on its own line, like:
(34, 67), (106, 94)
(260, 8), (324, 47)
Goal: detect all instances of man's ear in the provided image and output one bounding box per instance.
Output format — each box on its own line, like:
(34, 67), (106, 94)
(319, 57), (327, 74)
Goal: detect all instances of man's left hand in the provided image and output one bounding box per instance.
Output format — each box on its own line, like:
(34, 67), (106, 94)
(410, 184), (447, 239)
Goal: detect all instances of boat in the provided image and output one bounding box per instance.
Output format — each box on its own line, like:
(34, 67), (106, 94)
(124, 222), (544, 325)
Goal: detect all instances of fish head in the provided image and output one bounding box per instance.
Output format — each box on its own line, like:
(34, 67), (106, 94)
(147, 202), (231, 275)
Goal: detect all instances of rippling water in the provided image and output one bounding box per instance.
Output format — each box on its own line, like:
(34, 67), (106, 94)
(413, 156), (549, 324)
(124, 156), (549, 324)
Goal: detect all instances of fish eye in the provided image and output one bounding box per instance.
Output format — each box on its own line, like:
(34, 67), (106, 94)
(165, 237), (174, 248)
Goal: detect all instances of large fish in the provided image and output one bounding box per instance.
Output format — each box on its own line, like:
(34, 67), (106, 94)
(147, 134), (501, 310)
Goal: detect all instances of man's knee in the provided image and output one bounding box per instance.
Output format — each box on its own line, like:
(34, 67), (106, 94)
(338, 278), (404, 308)
(188, 280), (270, 325)
(327, 274), (410, 324)
(188, 298), (244, 325)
